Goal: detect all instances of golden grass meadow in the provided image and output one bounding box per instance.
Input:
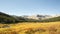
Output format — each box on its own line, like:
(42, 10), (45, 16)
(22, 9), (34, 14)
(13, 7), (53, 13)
(0, 21), (60, 34)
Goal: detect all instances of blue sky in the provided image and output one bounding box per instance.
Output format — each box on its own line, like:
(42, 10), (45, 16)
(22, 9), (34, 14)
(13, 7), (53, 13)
(0, 0), (60, 16)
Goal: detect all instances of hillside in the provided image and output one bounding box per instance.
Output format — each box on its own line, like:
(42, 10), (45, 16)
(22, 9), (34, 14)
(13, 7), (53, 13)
(18, 15), (60, 22)
(41, 16), (60, 22)
(0, 12), (19, 24)
(0, 12), (60, 24)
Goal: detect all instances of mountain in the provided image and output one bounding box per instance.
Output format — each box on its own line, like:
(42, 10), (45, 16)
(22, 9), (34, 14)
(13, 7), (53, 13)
(0, 12), (11, 17)
(22, 15), (53, 20)
(0, 12), (19, 24)
(21, 14), (60, 22)
(0, 12), (60, 23)
(41, 16), (60, 22)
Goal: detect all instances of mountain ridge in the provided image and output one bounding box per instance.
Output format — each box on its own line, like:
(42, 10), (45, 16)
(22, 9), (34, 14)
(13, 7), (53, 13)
(0, 12), (60, 24)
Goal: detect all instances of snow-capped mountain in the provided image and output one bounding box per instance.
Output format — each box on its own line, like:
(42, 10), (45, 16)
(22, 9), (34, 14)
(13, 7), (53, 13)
(21, 15), (53, 20)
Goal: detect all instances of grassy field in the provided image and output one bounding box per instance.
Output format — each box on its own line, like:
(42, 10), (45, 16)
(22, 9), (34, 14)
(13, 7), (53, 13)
(0, 21), (60, 34)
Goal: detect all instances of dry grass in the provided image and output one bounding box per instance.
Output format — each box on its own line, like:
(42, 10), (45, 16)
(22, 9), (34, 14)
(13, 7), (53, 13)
(0, 21), (60, 34)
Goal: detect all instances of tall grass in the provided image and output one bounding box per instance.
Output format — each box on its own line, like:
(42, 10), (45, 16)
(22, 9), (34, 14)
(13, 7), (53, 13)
(0, 21), (60, 34)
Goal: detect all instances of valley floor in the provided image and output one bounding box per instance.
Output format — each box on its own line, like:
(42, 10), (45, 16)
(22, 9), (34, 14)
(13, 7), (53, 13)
(0, 21), (60, 34)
